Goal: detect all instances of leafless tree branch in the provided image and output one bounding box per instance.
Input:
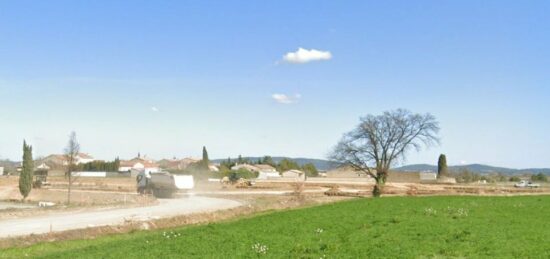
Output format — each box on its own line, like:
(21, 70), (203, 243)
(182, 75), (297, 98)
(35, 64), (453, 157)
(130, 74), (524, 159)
(329, 109), (440, 196)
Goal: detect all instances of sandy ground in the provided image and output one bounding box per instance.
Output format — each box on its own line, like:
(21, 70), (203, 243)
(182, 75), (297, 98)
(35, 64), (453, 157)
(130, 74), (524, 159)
(192, 188), (329, 195)
(0, 202), (35, 210)
(0, 195), (241, 238)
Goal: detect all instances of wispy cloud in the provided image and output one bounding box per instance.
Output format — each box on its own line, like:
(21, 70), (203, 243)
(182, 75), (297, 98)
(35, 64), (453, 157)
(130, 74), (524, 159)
(272, 93), (301, 104)
(282, 48), (332, 64)
(151, 106), (159, 112)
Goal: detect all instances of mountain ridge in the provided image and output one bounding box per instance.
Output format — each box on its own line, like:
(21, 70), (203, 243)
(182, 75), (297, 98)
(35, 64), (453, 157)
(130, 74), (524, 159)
(394, 163), (550, 175)
(212, 158), (550, 175)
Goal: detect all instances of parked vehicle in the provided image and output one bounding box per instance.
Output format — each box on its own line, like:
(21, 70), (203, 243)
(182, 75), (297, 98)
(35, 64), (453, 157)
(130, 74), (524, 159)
(514, 180), (540, 188)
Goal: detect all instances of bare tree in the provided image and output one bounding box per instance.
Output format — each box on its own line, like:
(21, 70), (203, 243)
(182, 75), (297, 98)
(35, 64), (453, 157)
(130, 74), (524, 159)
(64, 131), (80, 205)
(330, 109), (440, 197)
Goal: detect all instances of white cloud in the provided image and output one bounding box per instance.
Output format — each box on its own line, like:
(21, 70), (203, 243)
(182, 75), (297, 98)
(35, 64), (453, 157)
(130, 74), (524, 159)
(151, 107), (159, 112)
(282, 48), (332, 64)
(272, 93), (301, 104)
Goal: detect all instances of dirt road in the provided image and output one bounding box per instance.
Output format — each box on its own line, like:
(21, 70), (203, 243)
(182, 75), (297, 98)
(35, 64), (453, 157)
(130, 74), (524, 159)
(191, 189), (330, 195)
(0, 196), (241, 238)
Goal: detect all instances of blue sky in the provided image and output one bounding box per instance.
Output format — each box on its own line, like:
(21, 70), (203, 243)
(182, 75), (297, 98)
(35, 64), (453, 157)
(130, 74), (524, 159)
(0, 1), (549, 168)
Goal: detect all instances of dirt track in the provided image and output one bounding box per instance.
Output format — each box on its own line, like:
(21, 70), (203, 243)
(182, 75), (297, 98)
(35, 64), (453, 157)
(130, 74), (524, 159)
(0, 196), (241, 238)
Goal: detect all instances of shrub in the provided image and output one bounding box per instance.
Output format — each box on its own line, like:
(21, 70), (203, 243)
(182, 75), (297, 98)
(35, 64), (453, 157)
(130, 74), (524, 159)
(302, 163), (319, 177)
(509, 176), (521, 182)
(452, 169), (481, 183)
(291, 181), (305, 202)
(531, 173), (548, 182)
(221, 168), (258, 183)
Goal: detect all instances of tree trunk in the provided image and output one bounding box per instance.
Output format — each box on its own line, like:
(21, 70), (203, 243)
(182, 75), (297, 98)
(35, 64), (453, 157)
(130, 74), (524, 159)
(372, 171), (388, 197)
(67, 174), (71, 205)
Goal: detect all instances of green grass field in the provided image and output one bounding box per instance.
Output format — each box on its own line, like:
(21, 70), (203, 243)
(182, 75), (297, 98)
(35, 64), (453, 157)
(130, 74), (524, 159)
(2, 195), (550, 258)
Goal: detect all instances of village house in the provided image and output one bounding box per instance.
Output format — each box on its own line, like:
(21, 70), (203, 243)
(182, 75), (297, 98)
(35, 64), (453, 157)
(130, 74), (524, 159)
(36, 162), (51, 170)
(282, 169), (306, 181)
(75, 153), (94, 164)
(118, 156), (160, 173)
(40, 153), (96, 169)
(163, 158), (200, 169)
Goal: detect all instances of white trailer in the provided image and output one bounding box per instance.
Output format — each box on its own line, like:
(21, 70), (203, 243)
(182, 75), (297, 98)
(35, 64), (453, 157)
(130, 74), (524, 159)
(140, 171), (194, 198)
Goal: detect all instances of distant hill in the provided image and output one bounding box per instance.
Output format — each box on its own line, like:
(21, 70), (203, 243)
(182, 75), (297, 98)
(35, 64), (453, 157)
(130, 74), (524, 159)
(212, 157), (550, 175)
(0, 159), (18, 172)
(394, 164), (437, 172)
(212, 157), (336, 171)
(394, 164), (550, 175)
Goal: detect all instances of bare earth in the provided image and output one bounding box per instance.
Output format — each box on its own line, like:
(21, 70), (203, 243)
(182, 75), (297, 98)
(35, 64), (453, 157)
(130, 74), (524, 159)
(0, 196), (241, 238)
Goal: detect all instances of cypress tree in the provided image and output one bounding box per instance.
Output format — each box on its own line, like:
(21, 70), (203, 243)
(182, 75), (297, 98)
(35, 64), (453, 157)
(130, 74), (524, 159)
(437, 154), (448, 178)
(202, 146), (209, 170)
(19, 140), (33, 199)
(114, 157), (120, 172)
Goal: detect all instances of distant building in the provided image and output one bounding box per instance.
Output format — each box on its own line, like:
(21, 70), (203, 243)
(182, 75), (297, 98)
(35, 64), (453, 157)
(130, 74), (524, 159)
(419, 172), (437, 181)
(257, 171), (281, 180)
(325, 165), (367, 178)
(40, 154), (66, 169)
(255, 164), (278, 173)
(76, 153), (94, 164)
(159, 157), (201, 170)
(231, 164), (277, 173)
(282, 169), (306, 181)
(231, 163), (261, 172)
(36, 162), (51, 170)
(40, 153), (95, 168)
(72, 171), (107, 177)
(119, 157), (160, 173)
(0, 167), (3, 175)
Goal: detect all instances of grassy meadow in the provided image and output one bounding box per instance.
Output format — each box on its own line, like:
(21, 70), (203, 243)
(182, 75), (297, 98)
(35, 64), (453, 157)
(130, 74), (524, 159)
(2, 195), (550, 258)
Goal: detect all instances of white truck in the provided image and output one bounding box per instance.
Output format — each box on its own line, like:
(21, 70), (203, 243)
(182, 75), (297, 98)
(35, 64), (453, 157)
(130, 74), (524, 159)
(137, 171), (194, 198)
(514, 180), (540, 188)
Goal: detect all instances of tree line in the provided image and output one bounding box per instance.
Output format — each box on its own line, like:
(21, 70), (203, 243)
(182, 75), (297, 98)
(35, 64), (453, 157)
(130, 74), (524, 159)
(76, 158), (120, 172)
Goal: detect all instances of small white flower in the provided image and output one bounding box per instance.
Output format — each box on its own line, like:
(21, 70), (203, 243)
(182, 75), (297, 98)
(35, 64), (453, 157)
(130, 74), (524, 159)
(252, 243), (268, 254)
(424, 207), (437, 215)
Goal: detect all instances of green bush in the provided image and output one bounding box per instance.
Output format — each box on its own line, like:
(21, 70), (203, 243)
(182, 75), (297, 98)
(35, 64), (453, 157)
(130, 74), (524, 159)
(531, 173), (548, 182)
(77, 158), (120, 172)
(222, 168), (258, 182)
(302, 163), (319, 177)
(452, 169), (481, 183)
(509, 176), (521, 182)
